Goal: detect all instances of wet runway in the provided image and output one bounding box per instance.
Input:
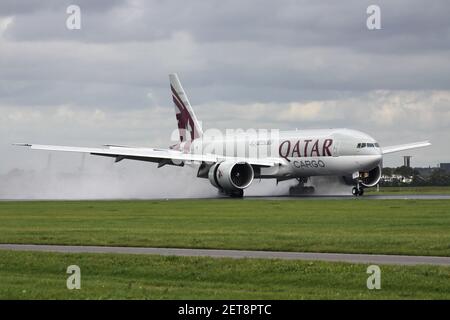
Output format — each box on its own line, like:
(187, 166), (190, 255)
(244, 194), (450, 200)
(0, 244), (449, 266)
(2, 194), (450, 201)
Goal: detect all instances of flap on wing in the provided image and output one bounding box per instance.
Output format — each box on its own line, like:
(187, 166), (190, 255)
(381, 141), (431, 155)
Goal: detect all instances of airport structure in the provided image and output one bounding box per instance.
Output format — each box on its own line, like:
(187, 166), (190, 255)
(440, 163), (450, 173)
(403, 156), (412, 168)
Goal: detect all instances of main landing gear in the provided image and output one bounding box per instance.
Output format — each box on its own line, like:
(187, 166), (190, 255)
(230, 190), (244, 198)
(289, 177), (315, 196)
(218, 189), (244, 198)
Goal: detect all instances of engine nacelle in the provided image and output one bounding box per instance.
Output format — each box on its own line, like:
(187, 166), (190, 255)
(360, 165), (382, 187)
(208, 161), (254, 193)
(342, 165), (382, 188)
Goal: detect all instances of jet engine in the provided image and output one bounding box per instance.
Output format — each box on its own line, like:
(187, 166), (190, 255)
(208, 161), (254, 196)
(342, 165), (382, 188)
(359, 165), (382, 187)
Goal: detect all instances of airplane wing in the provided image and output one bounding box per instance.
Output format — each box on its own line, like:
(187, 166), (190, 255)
(13, 143), (283, 167)
(381, 141), (431, 155)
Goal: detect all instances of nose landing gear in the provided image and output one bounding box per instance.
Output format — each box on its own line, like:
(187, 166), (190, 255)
(352, 181), (364, 196)
(352, 187), (364, 196)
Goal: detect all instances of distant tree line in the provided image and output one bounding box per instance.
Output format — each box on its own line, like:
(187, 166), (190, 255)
(381, 166), (450, 186)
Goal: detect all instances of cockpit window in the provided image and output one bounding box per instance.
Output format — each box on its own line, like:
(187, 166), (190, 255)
(375, 143), (380, 147)
(367, 143), (374, 147)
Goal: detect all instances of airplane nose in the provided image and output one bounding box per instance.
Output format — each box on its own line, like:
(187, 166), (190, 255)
(371, 154), (383, 167)
(358, 154), (382, 171)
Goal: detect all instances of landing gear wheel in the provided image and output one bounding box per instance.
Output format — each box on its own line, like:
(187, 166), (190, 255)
(230, 190), (244, 198)
(289, 186), (299, 195)
(306, 186), (315, 194)
(289, 185), (315, 195)
(352, 186), (364, 197)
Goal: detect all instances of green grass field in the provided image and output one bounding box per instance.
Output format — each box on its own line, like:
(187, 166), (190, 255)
(0, 250), (449, 299)
(0, 199), (449, 256)
(1, 199), (449, 299)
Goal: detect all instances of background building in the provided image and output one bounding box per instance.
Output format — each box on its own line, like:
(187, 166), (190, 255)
(440, 163), (450, 173)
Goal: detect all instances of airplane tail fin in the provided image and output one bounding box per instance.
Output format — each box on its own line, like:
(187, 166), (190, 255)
(169, 73), (203, 143)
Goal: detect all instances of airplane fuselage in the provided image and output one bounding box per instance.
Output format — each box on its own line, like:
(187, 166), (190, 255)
(184, 128), (382, 179)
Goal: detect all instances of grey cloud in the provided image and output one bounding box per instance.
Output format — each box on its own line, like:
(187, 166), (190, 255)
(0, 0), (449, 176)
(0, 0), (124, 16)
(3, 0), (450, 55)
(1, 37), (449, 112)
(0, 0), (449, 107)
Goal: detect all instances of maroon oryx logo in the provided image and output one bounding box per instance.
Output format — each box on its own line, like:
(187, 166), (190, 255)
(171, 85), (197, 142)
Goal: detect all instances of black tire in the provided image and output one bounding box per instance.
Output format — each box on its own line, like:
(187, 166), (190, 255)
(352, 187), (358, 196)
(230, 190), (244, 198)
(358, 188), (364, 196)
(289, 186), (301, 195)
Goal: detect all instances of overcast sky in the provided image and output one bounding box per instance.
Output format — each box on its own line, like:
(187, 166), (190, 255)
(1, 0), (450, 174)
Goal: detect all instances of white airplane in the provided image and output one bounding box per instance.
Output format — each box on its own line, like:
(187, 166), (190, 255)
(16, 74), (431, 197)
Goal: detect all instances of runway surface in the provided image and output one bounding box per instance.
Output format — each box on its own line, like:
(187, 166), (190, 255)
(245, 194), (450, 200)
(2, 194), (450, 201)
(1, 244), (449, 266)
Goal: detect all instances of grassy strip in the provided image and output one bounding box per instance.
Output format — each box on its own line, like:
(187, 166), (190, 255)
(0, 250), (449, 299)
(0, 199), (449, 256)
